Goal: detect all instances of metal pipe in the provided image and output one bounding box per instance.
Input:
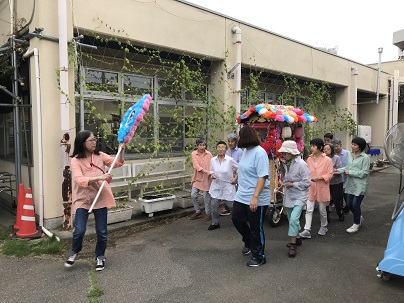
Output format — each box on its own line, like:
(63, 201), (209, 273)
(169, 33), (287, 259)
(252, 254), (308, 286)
(232, 26), (241, 134)
(58, 0), (70, 135)
(23, 48), (60, 241)
(351, 66), (358, 135)
(376, 47), (383, 104)
(24, 32), (60, 43)
(11, 36), (22, 192)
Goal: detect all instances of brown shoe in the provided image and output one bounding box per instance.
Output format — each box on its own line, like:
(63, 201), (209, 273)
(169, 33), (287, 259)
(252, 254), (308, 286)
(190, 212), (202, 220)
(203, 215), (212, 222)
(288, 243), (297, 257)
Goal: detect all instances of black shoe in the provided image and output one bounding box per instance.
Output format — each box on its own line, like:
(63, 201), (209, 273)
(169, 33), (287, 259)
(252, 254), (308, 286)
(338, 213), (345, 221)
(242, 246), (251, 255)
(208, 223), (220, 230)
(96, 258), (105, 271)
(247, 257), (266, 267)
(286, 238), (302, 247)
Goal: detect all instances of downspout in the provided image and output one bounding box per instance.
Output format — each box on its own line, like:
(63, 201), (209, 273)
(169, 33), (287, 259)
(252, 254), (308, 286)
(388, 77), (393, 130)
(376, 47), (383, 104)
(351, 66), (358, 134)
(23, 49), (59, 241)
(232, 27), (241, 132)
(58, 0), (70, 138)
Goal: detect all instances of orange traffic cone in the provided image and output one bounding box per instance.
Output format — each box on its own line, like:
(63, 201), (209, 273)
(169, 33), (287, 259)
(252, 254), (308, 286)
(13, 183), (25, 230)
(16, 188), (40, 238)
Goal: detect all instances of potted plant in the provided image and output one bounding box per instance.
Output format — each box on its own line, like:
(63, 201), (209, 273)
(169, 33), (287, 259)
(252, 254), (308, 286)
(107, 202), (133, 224)
(139, 193), (176, 217)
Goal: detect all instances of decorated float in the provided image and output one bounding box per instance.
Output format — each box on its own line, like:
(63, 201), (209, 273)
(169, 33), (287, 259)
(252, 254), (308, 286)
(237, 104), (317, 226)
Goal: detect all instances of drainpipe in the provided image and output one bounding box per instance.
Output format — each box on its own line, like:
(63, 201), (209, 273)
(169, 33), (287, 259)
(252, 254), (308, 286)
(58, 0), (69, 137)
(351, 66), (358, 135)
(232, 27), (241, 132)
(376, 47), (383, 104)
(23, 49), (59, 241)
(388, 77), (393, 130)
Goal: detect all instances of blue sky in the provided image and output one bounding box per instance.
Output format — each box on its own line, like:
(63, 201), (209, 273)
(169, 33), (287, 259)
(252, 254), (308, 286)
(185, 0), (404, 65)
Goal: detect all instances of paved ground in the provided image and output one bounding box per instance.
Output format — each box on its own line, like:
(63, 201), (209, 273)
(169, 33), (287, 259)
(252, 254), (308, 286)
(1, 166), (404, 302)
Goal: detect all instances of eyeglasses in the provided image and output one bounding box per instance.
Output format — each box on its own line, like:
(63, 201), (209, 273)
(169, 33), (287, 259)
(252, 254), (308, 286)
(86, 138), (97, 143)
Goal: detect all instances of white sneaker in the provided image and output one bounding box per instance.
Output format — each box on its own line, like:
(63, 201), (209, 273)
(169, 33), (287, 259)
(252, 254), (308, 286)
(96, 258), (105, 271)
(64, 253), (77, 268)
(318, 227), (328, 236)
(299, 229), (311, 239)
(346, 224), (360, 233)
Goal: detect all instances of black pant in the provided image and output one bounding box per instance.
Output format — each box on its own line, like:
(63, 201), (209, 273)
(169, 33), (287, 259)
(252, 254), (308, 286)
(232, 201), (268, 261)
(330, 182), (344, 215)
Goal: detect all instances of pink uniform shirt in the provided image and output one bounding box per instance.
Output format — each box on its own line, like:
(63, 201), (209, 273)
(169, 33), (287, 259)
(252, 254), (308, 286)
(71, 152), (124, 210)
(307, 153), (333, 203)
(191, 149), (212, 191)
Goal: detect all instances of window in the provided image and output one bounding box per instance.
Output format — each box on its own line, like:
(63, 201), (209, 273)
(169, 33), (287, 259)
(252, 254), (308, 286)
(158, 104), (184, 154)
(123, 74), (152, 97)
(78, 69), (208, 158)
(85, 69), (119, 93)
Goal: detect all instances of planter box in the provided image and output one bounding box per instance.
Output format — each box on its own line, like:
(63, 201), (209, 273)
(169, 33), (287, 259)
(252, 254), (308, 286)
(177, 196), (194, 209)
(140, 194), (175, 217)
(107, 205), (133, 224)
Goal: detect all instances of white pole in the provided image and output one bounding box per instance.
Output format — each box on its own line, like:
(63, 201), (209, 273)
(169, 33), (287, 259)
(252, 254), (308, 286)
(376, 47), (383, 104)
(88, 146), (122, 213)
(232, 27), (242, 133)
(351, 66), (358, 135)
(58, 0), (69, 135)
(23, 49), (60, 241)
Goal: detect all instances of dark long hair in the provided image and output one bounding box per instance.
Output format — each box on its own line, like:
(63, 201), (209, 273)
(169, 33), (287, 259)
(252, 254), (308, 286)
(238, 126), (261, 148)
(70, 130), (100, 158)
(324, 143), (335, 158)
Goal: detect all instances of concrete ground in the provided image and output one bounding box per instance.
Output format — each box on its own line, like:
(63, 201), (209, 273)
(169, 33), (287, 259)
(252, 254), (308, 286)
(0, 165), (404, 303)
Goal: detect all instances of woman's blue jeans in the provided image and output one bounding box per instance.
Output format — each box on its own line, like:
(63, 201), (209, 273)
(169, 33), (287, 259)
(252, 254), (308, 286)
(346, 194), (364, 225)
(69, 207), (108, 259)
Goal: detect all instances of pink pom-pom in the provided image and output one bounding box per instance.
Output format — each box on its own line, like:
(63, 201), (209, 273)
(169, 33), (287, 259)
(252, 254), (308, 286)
(136, 114), (144, 122)
(275, 115), (284, 122)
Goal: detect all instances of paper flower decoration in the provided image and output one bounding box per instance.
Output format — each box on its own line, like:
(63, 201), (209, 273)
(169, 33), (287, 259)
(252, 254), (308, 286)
(118, 94), (152, 143)
(237, 104), (317, 125)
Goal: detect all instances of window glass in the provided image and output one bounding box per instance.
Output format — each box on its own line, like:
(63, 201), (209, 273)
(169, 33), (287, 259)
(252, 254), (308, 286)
(123, 74), (152, 97)
(158, 104), (184, 154)
(85, 69), (119, 93)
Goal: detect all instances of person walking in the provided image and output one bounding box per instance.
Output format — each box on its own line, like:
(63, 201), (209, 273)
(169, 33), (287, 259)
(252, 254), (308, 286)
(332, 138), (350, 213)
(190, 138), (213, 221)
(208, 141), (238, 230)
(219, 133), (244, 216)
(64, 130), (126, 271)
(232, 126), (270, 267)
(337, 137), (370, 234)
(300, 138), (333, 238)
(278, 140), (311, 257)
(323, 143), (345, 221)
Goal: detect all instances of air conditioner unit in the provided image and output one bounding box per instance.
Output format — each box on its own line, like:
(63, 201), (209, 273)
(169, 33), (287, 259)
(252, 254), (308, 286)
(358, 125), (371, 143)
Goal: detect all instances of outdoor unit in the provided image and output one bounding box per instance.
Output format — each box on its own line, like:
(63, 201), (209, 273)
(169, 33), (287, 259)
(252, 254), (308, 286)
(358, 125), (372, 143)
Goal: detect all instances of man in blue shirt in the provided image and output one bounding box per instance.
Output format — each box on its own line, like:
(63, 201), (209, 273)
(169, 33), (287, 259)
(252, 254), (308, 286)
(332, 138), (350, 213)
(220, 134), (244, 216)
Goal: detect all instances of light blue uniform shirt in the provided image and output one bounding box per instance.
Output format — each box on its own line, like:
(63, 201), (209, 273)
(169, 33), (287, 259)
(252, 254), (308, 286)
(235, 145), (270, 206)
(339, 149), (350, 187)
(226, 146), (244, 163)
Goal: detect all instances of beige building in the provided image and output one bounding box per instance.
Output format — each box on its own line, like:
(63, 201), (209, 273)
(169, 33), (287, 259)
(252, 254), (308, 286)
(0, 0), (403, 229)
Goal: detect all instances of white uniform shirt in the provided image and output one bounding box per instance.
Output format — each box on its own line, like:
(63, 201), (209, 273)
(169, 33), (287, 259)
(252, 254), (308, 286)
(209, 155), (238, 200)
